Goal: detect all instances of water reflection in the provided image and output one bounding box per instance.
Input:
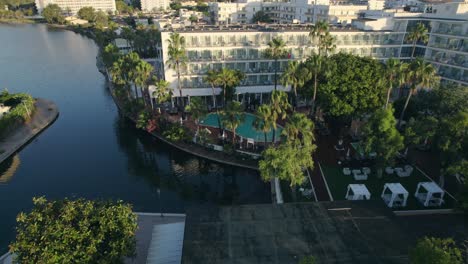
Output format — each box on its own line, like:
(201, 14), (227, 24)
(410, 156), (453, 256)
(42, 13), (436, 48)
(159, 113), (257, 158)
(114, 117), (270, 207)
(0, 155), (20, 183)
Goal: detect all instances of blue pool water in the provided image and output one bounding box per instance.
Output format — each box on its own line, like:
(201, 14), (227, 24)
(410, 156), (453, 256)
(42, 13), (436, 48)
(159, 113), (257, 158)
(200, 113), (282, 142)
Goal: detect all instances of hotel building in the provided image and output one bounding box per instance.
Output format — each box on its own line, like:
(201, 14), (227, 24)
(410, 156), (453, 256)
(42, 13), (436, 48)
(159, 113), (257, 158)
(35, 0), (116, 15)
(150, 0), (467, 106)
(140, 0), (170, 12)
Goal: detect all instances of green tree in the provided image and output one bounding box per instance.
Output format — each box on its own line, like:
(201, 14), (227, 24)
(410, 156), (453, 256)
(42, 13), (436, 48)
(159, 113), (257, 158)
(189, 14), (197, 23)
(214, 68), (244, 108)
(304, 53), (325, 114)
(221, 101), (245, 145)
(362, 107), (404, 177)
(134, 60), (154, 107)
(204, 69), (222, 130)
(270, 90), (291, 142)
(404, 116), (438, 149)
(126, 52), (144, 100)
(280, 60), (308, 108)
(409, 237), (462, 264)
(318, 53), (386, 118)
(253, 104), (274, 144)
(166, 33), (188, 109)
(383, 58), (408, 109)
(152, 78), (172, 105)
(264, 37), (287, 91)
(282, 112), (315, 147)
(406, 22), (429, 59)
(299, 256), (316, 264)
(320, 32), (336, 56)
(398, 58), (439, 127)
(251, 10), (271, 23)
(94, 10), (108, 29)
(102, 44), (120, 69)
(77, 6), (96, 22)
(10, 197), (137, 264)
(185, 97), (207, 132)
(42, 4), (64, 24)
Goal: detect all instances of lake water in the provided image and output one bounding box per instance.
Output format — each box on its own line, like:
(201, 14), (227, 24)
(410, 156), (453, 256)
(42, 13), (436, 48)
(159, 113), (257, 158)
(0, 24), (270, 252)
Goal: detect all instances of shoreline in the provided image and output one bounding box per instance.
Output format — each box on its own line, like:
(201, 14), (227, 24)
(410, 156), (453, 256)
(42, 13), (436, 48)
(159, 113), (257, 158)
(0, 98), (59, 164)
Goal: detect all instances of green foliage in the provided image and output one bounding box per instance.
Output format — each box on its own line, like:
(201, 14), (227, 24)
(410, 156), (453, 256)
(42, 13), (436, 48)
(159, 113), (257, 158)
(270, 90), (291, 141)
(152, 78), (172, 104)
(116, 0), (134, 14)
(102, 44), (120, 68)
(136, 110), (151, 129)
(185, 97), (207, 126)
(0, 9), (25, 19)
(299, 255), (316, 264)
(404, 116), (438, 147)
(189, 14), (198, 23)
(213, 68), (244, 104)
(282, 112), (315, 147)
(259, 141), (315, 186)
(409, 237), (462, 264)
(362, 107), (404, 167)
(318, 53), (386, 117)
(42, 4), (65, 24)
(162, 123), (190, 142)
(253, 104), (274, 143)
(221, 101), (245, 144)
(94, 10), (109, 29)
(0, 91), (34, 139)
(251, 10), (271, 23)
(10, 197), (137, 264)
(169, 1), (182, 10)
(0, 0), (34, 9)
(77, 6), (96, 22)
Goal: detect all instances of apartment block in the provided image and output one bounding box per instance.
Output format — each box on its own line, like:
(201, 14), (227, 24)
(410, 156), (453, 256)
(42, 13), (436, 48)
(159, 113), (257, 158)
(140, 0), (170, 12)
(35, 0), (116, 15)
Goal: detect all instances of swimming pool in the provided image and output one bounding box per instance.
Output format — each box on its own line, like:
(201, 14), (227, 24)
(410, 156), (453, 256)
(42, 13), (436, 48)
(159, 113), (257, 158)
(200, 113), (282, 142)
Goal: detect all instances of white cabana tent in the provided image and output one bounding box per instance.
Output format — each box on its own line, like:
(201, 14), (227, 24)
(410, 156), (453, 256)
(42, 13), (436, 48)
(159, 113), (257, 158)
(415, 182), (445, 207)
(381, 183), (409, 208)
(345, 184), (371, 200)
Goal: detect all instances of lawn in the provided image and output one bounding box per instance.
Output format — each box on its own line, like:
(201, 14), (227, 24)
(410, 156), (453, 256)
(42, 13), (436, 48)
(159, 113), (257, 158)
(321, 164), (455, 210)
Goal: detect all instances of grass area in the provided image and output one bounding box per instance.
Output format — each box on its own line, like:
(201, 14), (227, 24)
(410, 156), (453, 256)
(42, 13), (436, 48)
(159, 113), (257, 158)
(0, 91), (35, 139)
(321, 164), (455, 210)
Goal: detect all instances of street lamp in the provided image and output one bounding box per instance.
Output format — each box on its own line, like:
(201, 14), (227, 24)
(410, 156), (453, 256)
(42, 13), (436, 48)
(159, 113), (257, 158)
(157, 188), (164, 218)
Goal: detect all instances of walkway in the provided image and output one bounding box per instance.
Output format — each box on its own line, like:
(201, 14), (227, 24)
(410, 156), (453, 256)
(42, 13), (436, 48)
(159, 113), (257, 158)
(0, 98), (59, 164)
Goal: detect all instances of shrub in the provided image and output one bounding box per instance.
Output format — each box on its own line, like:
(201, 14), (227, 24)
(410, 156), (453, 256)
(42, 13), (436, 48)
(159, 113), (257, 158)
(409, 237), (463, 264)
(162, 123), (191, 142)
(0, 91), (34, 138)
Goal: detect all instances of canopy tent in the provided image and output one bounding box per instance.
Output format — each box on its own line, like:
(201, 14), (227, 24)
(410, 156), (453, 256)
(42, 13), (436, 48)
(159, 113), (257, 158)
(415, 182), (445, 207)
(381, 183), (409, 208)
(345, 184), (371, 200)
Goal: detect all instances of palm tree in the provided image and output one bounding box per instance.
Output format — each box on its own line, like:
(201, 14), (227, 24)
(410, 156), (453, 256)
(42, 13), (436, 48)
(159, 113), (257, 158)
(270, 90), (291, 142)
(253, 104), (274, 145)
(134, 60), (154, 107)
(264, 37), (288, 91)
(126, 52), (143, 100)
(320, 32), (336, 57)
(383, 58), (408, 109)
(221, 101), (245, 145)
(121, 27), (135, 49)
(214, 68), (244, 108)
(305, 53), (322, 112)
(280, 61), (308, 108)
(185, 97), (207, 132)
(282, 113), (315, 146)
(398, 58), (439, 127)
(309, 21), (329, 56)
(110, 56), (132, 100)
(204, 69), (223, 131)
(102, 44), (120, 70)
(406, 22), (429, 60)
(166, 33), (188, 110)
(151, 78), (172, 110)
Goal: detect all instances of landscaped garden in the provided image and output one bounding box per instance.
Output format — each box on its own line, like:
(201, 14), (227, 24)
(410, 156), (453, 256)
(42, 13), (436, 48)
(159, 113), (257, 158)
(0, 90), (34, 139)
(321, 164), (456, 210)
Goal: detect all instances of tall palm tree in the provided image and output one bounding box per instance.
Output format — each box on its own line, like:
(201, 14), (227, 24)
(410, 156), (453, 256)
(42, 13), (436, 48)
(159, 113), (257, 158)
(121, 27), (135, 49)
(280, 61), (308, 108)
(270, 90), (291, 142)
(221, 101), (245, 145)
(282, 112), (315, 146)
(309, 20), (329, 56)
(102, 44), (120, 70)
(204, 69), (223, 131)
(406, 22), (429, 60)
(110, 56), (132, 100)
(126, 52), (143, 100)
(166, 33), (188, 109)
(215, 68), (244, 108)
(398, 58), (439, 127)
(134, 60), (154, 107)
(320, 32), (336, 57)
(383, 58), (408, 109)
(264, 37), (288, 91)
(253, 104), (274, 145)
(185, 97), (207, 132)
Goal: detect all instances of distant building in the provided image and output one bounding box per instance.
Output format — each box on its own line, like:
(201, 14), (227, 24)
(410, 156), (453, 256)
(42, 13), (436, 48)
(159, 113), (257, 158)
(35, 0), (116, 15)
(140, 0), (170, 12)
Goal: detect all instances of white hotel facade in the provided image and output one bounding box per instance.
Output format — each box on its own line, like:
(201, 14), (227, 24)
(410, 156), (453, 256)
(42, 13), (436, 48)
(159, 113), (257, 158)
(35, 0), (116, 15)
(150, 0), (467, 106)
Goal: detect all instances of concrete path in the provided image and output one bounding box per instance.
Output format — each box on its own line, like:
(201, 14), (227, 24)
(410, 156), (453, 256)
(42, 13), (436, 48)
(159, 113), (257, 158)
(0, 98), (59, 164)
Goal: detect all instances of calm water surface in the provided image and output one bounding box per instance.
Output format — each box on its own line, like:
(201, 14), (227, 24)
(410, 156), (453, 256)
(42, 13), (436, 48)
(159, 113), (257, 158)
(0, 24), (270, 252)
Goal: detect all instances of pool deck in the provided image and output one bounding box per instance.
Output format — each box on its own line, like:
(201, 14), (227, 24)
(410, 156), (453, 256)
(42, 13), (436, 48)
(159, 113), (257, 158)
(0, 98), (59, 164)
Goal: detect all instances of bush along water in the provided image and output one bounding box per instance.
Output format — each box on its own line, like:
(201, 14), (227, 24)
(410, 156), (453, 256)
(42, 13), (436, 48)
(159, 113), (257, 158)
(0, 90), (35, 139)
